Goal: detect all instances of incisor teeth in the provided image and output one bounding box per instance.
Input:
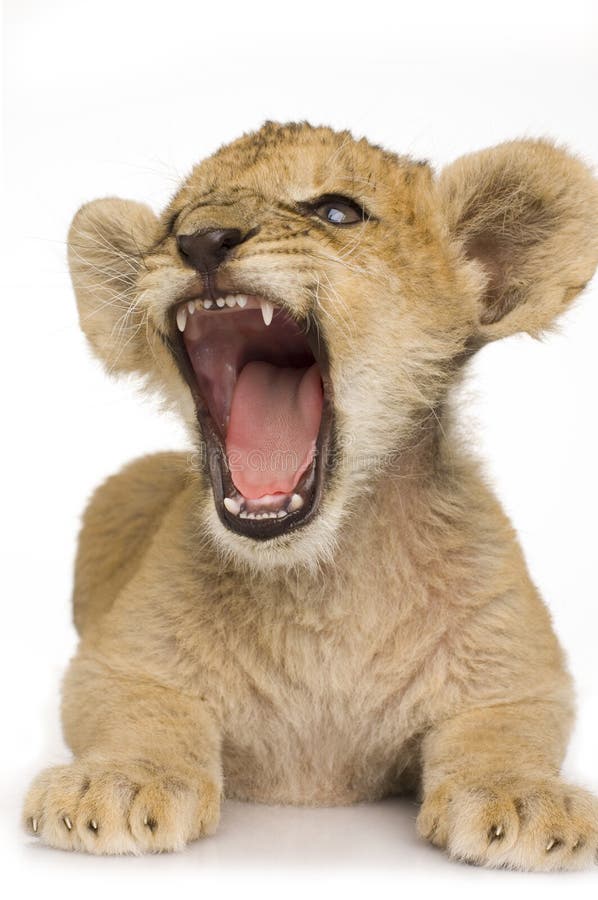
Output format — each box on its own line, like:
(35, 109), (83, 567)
(176, 305), (187, 331)
(182, 295), (263, 313)
(224, 497), (241, 515)
(261, 299), (274, 326)
(239, 508), (288, 520)
(288, 493), (303, 512)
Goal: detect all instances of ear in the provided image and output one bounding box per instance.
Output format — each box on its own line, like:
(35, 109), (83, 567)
(68, 198), (159, 374)
(439, 140), (598, 341)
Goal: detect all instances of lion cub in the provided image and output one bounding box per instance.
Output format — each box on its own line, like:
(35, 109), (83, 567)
(24, 123), (598, 869)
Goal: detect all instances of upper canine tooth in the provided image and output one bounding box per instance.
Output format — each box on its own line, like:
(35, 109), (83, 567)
(187, 301), (196, 314)
(176, 305), (188, 331)
(223, 497), (241, 515)
(203, 299), (213, 309)
(237, 295), (248, 308)
(225, 296), (236, 308)
(261, 299), (274, 326)
(216, 298), (225, 308)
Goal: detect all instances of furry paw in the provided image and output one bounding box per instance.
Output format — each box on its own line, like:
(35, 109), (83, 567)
(23, 758), (221, 854)
(417, 775), (598, 871)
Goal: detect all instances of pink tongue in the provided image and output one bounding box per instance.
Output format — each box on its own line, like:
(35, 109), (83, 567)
(226, 361), (323, 499)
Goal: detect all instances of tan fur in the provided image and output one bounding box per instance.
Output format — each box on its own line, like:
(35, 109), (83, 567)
(23, 123), (598, 869)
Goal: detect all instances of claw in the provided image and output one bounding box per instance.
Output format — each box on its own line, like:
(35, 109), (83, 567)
(489, 824), (504, 842)
(89, 819), (98, 832)
(31, 817), (38, 834)
(546, 837), (562, 852)
(63, 816), (72, 831)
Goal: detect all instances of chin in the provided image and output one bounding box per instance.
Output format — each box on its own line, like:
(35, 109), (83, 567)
(201, 496), (345, 572)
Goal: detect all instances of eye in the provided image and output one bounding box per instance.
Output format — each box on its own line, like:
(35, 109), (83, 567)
(310, 195), (366, 226)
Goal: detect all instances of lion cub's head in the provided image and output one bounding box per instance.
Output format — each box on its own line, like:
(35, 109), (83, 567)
(68, 122), (598, 568)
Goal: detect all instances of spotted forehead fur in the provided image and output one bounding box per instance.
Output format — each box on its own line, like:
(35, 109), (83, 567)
(162, 122), (430, 235)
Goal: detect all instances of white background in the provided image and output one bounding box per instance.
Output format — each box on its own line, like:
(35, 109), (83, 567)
(2, 0), (597, 896)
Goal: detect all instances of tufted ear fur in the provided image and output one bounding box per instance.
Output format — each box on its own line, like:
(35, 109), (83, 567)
(439, 140), (598, 341)
(68, 198), (159, 374)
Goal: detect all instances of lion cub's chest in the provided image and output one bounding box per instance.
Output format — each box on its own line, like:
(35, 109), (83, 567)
(213, 607), (427, 805)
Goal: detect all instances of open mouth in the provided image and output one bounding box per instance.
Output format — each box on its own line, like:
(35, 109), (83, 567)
(170, 290), (333, 539)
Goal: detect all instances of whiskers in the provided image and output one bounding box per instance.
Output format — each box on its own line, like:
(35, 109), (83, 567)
(312, 271), (354, 344)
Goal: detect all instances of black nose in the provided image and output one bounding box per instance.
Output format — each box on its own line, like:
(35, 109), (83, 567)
(177, 228), (244, 274)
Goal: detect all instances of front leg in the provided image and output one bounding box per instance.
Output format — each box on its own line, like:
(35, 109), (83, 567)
(417, 702), (598, 870)
(23, 654), (222, 854)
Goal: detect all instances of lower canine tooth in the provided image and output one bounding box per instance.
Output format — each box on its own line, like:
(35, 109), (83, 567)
(176, 305), (187, 331)
(288, 493), (303, 512)
(223, 497), (241, 515)
(260, 300), (274, 326)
